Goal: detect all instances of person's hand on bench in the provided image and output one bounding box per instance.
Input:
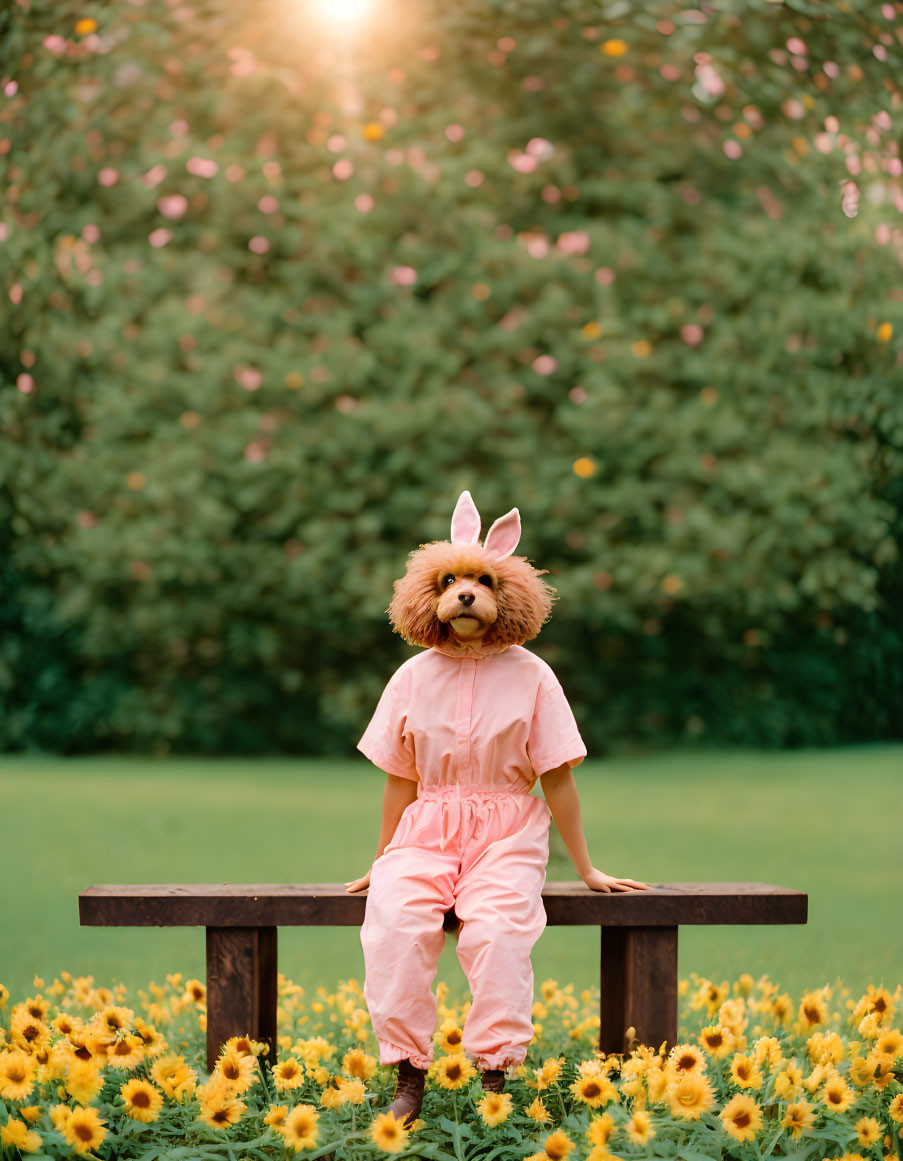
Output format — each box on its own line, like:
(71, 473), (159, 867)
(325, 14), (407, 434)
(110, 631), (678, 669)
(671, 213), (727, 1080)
(581, 867), (652, 893)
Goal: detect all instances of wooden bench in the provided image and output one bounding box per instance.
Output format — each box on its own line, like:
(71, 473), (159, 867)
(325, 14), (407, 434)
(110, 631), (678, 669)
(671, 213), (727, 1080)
(79, 882), (807, 1072)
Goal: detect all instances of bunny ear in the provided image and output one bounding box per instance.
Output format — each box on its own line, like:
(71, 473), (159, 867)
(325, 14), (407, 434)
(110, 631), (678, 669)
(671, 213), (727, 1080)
(483, 507), (521, 559)
(450, 490), (482, 544)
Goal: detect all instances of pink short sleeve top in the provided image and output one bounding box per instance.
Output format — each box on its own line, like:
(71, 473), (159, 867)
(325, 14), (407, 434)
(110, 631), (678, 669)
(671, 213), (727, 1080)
(356, 644), (586, 790)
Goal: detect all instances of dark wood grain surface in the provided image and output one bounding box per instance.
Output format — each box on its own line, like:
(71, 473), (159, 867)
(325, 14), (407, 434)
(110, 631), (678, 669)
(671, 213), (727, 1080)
(79, 881), (807, 928)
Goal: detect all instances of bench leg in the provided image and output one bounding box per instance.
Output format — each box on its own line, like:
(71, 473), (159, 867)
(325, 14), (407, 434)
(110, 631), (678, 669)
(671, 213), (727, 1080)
(599, 926), (678, 1056)
(205, 926), (278, 1073)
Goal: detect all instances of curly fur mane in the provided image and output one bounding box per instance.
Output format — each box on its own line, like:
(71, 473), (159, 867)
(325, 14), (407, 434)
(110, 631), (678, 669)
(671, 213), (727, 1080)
(388, 541), (557, 650)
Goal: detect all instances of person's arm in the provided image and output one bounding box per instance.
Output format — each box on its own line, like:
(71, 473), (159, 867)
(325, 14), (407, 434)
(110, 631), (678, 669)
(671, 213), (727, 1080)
(540, 763), (651, 893)
(345, 772), (419, 893)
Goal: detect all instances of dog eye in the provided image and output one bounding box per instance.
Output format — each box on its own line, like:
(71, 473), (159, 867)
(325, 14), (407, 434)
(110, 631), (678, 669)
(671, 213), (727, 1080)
(479, 575), (494, 588)
(441, 574), (456, 587)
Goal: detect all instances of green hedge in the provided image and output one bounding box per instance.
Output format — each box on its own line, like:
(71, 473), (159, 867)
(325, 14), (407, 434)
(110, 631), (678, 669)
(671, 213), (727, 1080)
(1, 0), (901, 753)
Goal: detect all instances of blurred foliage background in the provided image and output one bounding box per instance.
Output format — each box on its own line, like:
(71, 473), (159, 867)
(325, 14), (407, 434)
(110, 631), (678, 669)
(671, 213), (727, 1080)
(1, 0), (902, 756)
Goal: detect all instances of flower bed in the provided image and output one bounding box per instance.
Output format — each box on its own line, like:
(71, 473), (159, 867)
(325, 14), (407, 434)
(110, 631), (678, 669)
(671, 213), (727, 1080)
(1, 971), (901, 1160)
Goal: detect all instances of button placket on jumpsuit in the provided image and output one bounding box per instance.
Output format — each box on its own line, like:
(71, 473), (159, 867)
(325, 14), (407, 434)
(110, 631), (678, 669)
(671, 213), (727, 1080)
(358, 645), (586, 1073)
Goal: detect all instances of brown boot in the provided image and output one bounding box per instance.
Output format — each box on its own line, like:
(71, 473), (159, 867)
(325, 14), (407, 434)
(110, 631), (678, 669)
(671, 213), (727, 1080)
(481, 1068), (506, 1092)
(387, 1057), (427, 1127)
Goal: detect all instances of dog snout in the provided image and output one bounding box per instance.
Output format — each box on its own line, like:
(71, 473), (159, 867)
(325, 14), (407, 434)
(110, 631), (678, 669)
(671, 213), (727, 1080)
(458, 592), (475, 607)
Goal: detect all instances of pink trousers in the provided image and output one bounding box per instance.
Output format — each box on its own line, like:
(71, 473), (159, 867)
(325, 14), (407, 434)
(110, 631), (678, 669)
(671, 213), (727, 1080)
(360, 784), (550, 1071)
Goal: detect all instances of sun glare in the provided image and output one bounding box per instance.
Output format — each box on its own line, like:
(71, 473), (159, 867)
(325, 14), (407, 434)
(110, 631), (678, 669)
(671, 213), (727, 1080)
(311, 0), (373, 29)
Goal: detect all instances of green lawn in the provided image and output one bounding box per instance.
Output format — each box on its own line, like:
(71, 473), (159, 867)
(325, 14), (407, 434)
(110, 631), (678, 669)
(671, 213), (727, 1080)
(1, 746), (900, 1012)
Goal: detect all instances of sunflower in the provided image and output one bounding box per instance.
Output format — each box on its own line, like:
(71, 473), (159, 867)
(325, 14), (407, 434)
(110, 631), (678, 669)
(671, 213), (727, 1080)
(771, 993), (794, 1024)
(667, 1071), (715, 1120)
(272, 1057), (306, 1091)
(586, 1112), (615, 1147)
(370, 1110), (409, 1154)
(0, 1118), (42, 1153)
(666, 1042), (706, 1078)
(729, 1053), (763, 1090)
(531, 1055), (564, 1090)
(318, 1084), (345, 1109)
(183, 979), (207, 1005)
(855, 1116), (882, 1146)
(720, 1093), (763, 1142)
(337, 1077), (367, 1105)
(264, 1104), (288, 1131)
(782, 1097), (816, 1140)
(106, 1032), (145, 1072)
(214, 1045), (257, 1094)
(541, 1129), (575, 1160)
(282, 1103), (319, 1151)
(698, 1023), (735, 1058)
(9, 1009), (51, 1055)
(435, 1020), (465, 1054)
(851, 985), (895, 1026)
(21, 995), (51, 1022)
(888, 1093), (903, 1122)
(822, 1072), (856, 1114)
(691, 978), (730, 1015)
(525, 1096), (550, 1122)
(645, 1065), (670, 1103)
(774, 1060), (803, 1100)
(133, 1018), (167, 1056)
(540, 979), (560, 1003)
(752, 1035), (783, 1070)
(876, 1028), (903, 1060)
(65, 1058), (104, 1104)
(0, 1049), (36, 1101)
(296, 1036), (335, 1068)
(51, 1012), (80, 1037)
(149, 1054), (196, 1102)
(95, 1004), (135, 1034)
(120, 1077), (163, 1122)
(718, 998), (748, 1035)
(625, 1108), (655, 1144)
(341, 1048), (377, 1080)
(197, 1090), (246, 1130)
(61, 1105), (108, 1155)
(476, 1091), (512, 1126)
(570, 1073), (617, 1108)
(797, 992), (829, 1031)
(431, 1053), (475, 1090)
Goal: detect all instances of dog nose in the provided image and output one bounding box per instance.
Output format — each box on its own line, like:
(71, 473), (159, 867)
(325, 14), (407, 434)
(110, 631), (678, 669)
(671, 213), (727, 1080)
(458, 593), (474, 607)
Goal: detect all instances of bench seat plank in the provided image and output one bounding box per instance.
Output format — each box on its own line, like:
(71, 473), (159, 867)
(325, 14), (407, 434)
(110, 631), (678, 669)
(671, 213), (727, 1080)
(79, 881), (807, 927)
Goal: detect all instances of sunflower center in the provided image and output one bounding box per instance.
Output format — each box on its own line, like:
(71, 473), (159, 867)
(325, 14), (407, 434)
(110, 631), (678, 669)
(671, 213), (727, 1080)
(584, 1082), (601, 1098)
(132, 1091), (150, 1108)
(75, 1125), (93, 1142)
(447, 1064), (461, 1080)
(448, 1030), (462, 1045)
(733, 1112), (751, 1128)
(678, 1055), (695, 1070)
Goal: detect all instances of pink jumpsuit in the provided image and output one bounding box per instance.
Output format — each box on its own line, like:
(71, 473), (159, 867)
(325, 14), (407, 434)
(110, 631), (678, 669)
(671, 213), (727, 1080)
(357, 640), (586, 1072)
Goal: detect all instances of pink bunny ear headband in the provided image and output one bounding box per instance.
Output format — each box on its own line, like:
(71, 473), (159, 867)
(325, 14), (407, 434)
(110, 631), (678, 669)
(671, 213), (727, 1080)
(450, 490), (521, 560)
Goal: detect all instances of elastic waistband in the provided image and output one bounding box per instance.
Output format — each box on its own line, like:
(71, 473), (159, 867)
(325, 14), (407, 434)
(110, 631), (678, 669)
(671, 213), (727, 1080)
(417, 783), (531, 800)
